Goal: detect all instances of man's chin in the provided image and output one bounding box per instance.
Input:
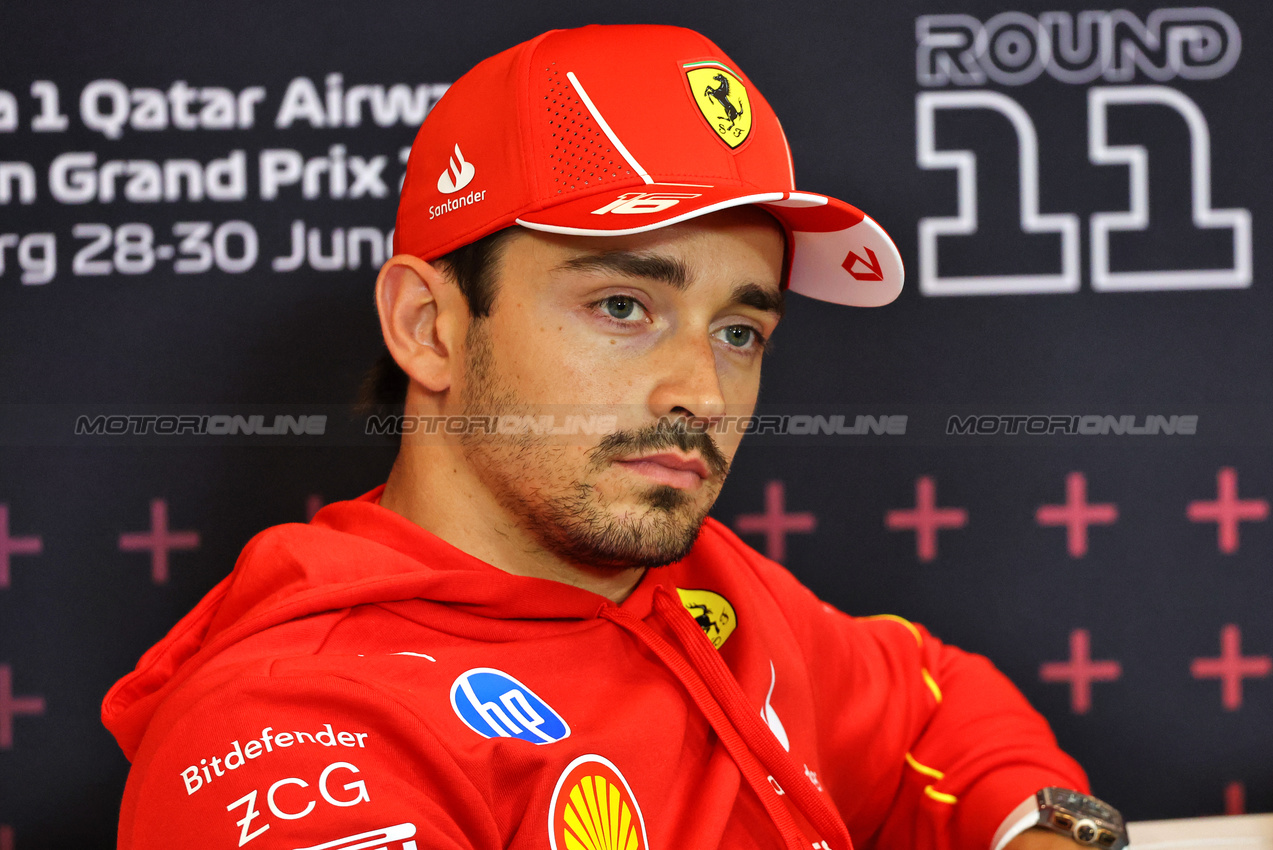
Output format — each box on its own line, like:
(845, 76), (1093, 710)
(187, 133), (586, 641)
(556, 492), (714, 571)
(640, 482), (695, 512)
(621, 472), (725, 512)
(568, 535), (702, 572)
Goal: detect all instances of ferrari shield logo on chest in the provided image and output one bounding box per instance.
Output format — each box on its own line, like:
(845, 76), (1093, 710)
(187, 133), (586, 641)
(676, 587), (737, 649)
(684, 61), (752, 149)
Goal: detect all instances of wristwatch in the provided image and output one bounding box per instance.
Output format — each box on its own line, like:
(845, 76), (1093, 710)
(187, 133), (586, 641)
(992, 787), (1129, 850)
(1035, 787), (1128, 848)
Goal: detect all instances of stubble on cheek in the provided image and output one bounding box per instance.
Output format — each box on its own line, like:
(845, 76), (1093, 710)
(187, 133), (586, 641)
(455, 318), (729, 570)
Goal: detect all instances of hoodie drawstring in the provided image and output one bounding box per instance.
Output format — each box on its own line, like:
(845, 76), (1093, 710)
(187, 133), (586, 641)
(652, 590), (855, 850)
(600, 603), (810, 850)
(601, 587), (855, 850)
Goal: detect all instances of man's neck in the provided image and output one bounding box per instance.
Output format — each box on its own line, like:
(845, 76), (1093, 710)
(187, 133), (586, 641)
(378, 446), (646, 604)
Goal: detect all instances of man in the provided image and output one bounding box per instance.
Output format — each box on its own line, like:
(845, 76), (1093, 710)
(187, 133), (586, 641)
(102, 24), (1126, 850)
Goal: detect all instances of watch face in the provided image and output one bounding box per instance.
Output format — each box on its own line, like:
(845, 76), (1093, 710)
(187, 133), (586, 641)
(1038, 787), (1128, 848)
(1042, 788), (1118, 818)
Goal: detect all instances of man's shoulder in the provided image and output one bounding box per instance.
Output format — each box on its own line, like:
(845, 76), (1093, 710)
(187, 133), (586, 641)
(690, 516), (790, 575)
(687, 517), (936, 654)
(674, 516), (867, 654)
(685, 516), (822, 602)
(119, 654), (490, 849)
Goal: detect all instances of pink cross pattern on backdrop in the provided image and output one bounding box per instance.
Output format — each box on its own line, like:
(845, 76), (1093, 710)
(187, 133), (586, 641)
(0, 664), (45, 750)
(1187, 468), (1268, 554)
(1191, 624), (1271, 711)
(119, 498), (200, 585)
(306, 493), (325, 521)
(733, 480), (816, 563)
(886, 476), (967, 562)
(1039, 629), (1122, 714)
(0, 824), (12, 850)
(1225, 781), (1246, 815)
(0, 504), (42, 590)
(1035, 472), (1118, 558)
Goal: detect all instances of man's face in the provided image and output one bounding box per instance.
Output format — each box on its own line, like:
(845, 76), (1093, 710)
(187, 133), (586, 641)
(453, 205), (785, 571)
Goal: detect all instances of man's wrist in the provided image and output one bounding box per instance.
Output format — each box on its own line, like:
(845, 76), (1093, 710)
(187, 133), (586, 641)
(993, 795), (1049, 850)
(1004, 828), (1109, 850)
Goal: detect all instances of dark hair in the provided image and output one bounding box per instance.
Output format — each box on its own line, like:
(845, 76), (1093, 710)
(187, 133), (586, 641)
(355, 227), (515, 416)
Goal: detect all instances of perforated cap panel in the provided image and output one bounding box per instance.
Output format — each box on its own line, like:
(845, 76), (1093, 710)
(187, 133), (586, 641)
(542, 64), (634, 194)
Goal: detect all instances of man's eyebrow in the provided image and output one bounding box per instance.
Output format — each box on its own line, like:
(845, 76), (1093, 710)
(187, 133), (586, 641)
(730, 281), (785, 319)
(554, 251), (689, 291)
(555, 250), (783, 318)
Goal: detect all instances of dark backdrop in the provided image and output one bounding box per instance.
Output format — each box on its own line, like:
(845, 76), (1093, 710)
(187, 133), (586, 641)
(1, 1), (1270, 845)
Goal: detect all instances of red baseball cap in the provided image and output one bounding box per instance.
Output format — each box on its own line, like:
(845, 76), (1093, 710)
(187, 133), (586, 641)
(395, 24), (903, 307)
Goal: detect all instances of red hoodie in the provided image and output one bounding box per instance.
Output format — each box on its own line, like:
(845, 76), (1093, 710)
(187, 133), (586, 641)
(103, 486), (1087, 850)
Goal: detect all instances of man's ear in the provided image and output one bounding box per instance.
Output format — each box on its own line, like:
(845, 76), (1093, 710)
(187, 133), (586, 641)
(374, 254), (467, 394)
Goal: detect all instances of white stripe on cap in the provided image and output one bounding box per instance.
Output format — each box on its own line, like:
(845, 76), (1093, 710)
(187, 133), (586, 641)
(566, 71), (654, 185)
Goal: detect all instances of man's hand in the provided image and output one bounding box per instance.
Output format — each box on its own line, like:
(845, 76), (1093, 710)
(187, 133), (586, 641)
(1004, 828), (1089, 850)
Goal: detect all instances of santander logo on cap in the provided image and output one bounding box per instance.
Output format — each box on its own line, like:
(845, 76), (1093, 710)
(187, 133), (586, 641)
(437, 144), (476, 194)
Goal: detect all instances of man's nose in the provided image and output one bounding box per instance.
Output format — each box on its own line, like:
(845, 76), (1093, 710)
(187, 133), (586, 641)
(646, 331), (727, 423)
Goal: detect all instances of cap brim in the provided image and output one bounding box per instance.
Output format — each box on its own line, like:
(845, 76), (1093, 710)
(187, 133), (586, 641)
(515, 183), (903, 307)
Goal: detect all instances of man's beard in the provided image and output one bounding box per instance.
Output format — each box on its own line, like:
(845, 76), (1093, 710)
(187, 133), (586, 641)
(457, 319), (730, 571)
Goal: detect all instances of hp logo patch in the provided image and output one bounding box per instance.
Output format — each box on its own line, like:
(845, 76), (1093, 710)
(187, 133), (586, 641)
(449, 668), (570, 744)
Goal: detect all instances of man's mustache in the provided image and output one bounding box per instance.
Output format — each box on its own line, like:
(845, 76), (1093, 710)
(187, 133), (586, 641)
(590, 419), (730, 478)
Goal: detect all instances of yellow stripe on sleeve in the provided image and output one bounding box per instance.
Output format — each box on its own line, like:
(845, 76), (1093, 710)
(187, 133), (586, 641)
(861, 613), (923, 647)
(904, 752), (944, 780)
(924, 786), (959, 805)
(863, 614), (942, 708)
(921, 667), (943, 704)
(905, 754), (959, 805)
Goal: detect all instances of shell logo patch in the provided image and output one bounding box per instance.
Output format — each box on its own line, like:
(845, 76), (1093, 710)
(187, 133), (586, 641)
(549, 755), (648, 850)
(676, 587), (737, 649)
(683, 61), (752, 149)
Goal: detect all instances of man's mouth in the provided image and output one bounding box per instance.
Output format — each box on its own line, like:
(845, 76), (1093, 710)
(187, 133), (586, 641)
(614, 452), (711, 489)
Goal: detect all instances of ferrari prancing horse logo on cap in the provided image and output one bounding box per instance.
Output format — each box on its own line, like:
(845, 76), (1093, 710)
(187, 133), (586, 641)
(684, 61), (752, 149)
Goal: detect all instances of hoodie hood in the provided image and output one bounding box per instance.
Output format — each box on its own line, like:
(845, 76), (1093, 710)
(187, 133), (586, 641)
(101, 485), (662, 761)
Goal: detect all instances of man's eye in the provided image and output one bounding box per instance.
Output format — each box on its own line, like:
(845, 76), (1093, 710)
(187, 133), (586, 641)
(718, 325), (761, 348)
(602, 295), (640, 320)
